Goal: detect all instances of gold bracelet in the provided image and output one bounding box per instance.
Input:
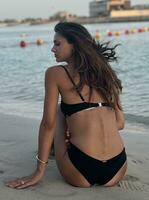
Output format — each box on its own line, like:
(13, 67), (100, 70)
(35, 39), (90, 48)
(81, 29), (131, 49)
(36, 155), (48, 164)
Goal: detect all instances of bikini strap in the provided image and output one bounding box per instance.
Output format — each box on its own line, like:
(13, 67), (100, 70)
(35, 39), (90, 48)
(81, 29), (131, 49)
(60, 65), (85, 102)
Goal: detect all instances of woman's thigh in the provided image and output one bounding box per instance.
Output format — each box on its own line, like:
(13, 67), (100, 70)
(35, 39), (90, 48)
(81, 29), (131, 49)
(54, 106), (91, 187)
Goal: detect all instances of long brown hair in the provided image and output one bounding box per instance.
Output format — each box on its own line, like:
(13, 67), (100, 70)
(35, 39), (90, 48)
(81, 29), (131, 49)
(54, 22), (122, 109)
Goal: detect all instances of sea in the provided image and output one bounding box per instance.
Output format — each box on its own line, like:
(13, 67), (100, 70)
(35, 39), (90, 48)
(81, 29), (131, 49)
(0, 21), (149, 134)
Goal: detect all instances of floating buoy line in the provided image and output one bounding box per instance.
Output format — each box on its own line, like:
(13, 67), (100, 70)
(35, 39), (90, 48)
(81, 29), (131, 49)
(0, 27), (148, 48)
(94, 26), (149, 41)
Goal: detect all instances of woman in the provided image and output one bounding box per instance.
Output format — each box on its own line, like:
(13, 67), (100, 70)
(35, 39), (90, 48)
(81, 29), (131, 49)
(6, 22), (127, 189)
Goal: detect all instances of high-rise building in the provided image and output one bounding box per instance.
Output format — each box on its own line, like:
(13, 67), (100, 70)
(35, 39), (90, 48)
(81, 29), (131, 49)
(89, 0), (109, 17)
(89, 0), (131, 17)
(108, 0), (131, 11)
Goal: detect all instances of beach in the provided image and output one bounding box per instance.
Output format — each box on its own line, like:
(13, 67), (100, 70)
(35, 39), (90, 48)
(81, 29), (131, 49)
(0, 112), (149, 200)
(0, 21), (149, 199)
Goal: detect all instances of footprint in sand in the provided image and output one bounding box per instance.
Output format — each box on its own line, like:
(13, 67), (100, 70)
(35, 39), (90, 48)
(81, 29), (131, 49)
(117, 175), (148, 192)
(128, 154), (144, 165)
(132, 159), (143, 164)
(123, 175), (139, 182)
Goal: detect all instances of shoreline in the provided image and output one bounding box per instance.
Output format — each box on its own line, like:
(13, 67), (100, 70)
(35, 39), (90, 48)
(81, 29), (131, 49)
(0, 17), (149, 28)
(0, 112), (149, 199)
(74, 16), (149, 25)
(0, 110), (148, 135)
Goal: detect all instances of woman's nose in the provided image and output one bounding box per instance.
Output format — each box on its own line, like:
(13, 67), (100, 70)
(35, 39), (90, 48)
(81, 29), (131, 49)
(51, 46), (56, 53)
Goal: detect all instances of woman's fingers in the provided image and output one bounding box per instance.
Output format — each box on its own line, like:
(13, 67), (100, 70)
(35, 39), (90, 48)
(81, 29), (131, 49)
(5, 171), (43, 189)
(6, 176), (41, 189)
(5, 179), (21, 188)
(6, 179), (26, 188)
(16, 180), (38, 189)
(6, 176), (29, 186)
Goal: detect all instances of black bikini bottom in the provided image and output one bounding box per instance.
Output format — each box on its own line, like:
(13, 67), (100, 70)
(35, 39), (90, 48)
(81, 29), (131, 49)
(67, 142), (127, 186)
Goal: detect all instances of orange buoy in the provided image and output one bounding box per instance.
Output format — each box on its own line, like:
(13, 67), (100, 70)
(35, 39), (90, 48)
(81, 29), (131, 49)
(36, 38), (44, 45)
(130, 28), (137, 34)
(138, 28), (143, 33)
(143, 27), (148, 32)
(20, 40), (27, 47)
(107, 31), (113, 37)
(125, 30), (130, 35)
(115, 31), (121, 36)
(141, 28), (145, 32)
(94, 30), (101, 41)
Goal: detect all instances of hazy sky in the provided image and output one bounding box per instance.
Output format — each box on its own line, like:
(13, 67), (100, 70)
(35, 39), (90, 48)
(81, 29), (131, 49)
(0, 0), (148, 20)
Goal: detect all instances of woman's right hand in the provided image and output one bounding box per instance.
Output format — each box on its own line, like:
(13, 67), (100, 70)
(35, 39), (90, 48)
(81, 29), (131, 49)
(5, 169), (44, 189)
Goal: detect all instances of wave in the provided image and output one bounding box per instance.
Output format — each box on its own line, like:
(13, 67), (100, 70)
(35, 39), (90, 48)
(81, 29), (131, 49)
(125, 113), (149, 126)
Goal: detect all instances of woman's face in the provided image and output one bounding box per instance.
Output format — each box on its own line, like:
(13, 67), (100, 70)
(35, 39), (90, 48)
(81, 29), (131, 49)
(51, 33), (74, 62)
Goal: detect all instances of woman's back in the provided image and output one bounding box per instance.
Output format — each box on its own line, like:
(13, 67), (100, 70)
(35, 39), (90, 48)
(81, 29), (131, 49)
(58, 65), (124, 161)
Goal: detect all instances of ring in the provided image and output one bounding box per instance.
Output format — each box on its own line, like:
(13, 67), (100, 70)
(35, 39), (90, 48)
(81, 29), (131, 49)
(21, 180), (25, 185)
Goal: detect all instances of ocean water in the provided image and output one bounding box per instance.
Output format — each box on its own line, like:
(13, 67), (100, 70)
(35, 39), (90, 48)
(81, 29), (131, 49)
(0, 21), (149, 133)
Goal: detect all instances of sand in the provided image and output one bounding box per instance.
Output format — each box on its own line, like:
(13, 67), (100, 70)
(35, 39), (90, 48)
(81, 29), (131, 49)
(0, 113), (149, 200)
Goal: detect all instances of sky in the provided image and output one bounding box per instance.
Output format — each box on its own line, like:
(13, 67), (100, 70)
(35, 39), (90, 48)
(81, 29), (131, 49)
(0, 0), (149, 20)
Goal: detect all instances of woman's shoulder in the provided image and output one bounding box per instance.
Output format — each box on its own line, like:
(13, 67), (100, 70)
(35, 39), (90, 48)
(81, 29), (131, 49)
(46, 65), (64, 74)
(45, 65), (66, 79)
(45, 65), (66, 84)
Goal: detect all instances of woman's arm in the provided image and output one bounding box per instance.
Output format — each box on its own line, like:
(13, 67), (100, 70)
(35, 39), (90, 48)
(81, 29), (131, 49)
(37, 66), (59, 173)
(5, 66), (59, 189)
(114, 100), (125, 130)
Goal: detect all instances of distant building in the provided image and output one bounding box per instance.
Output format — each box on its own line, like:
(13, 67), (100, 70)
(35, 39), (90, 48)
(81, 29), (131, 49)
(50, 11), (77, 22)
(89, 0), (131, 17)
(110, 1), (149, 19)
(108, 0), (131, 11)
(89, 0), (108, 17)
(110, 9), (149, 18)
(132, 4), (149, 10)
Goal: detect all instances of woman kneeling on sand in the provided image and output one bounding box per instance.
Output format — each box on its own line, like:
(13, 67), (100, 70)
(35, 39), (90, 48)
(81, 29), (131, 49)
(6, 22), (127, 189)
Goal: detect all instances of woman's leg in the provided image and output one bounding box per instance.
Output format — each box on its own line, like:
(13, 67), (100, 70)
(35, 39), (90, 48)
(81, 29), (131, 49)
(53, 105), (91, 187)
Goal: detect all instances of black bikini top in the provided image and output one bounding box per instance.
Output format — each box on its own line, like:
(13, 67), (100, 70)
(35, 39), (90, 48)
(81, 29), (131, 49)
(60, 65), (113, 117)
